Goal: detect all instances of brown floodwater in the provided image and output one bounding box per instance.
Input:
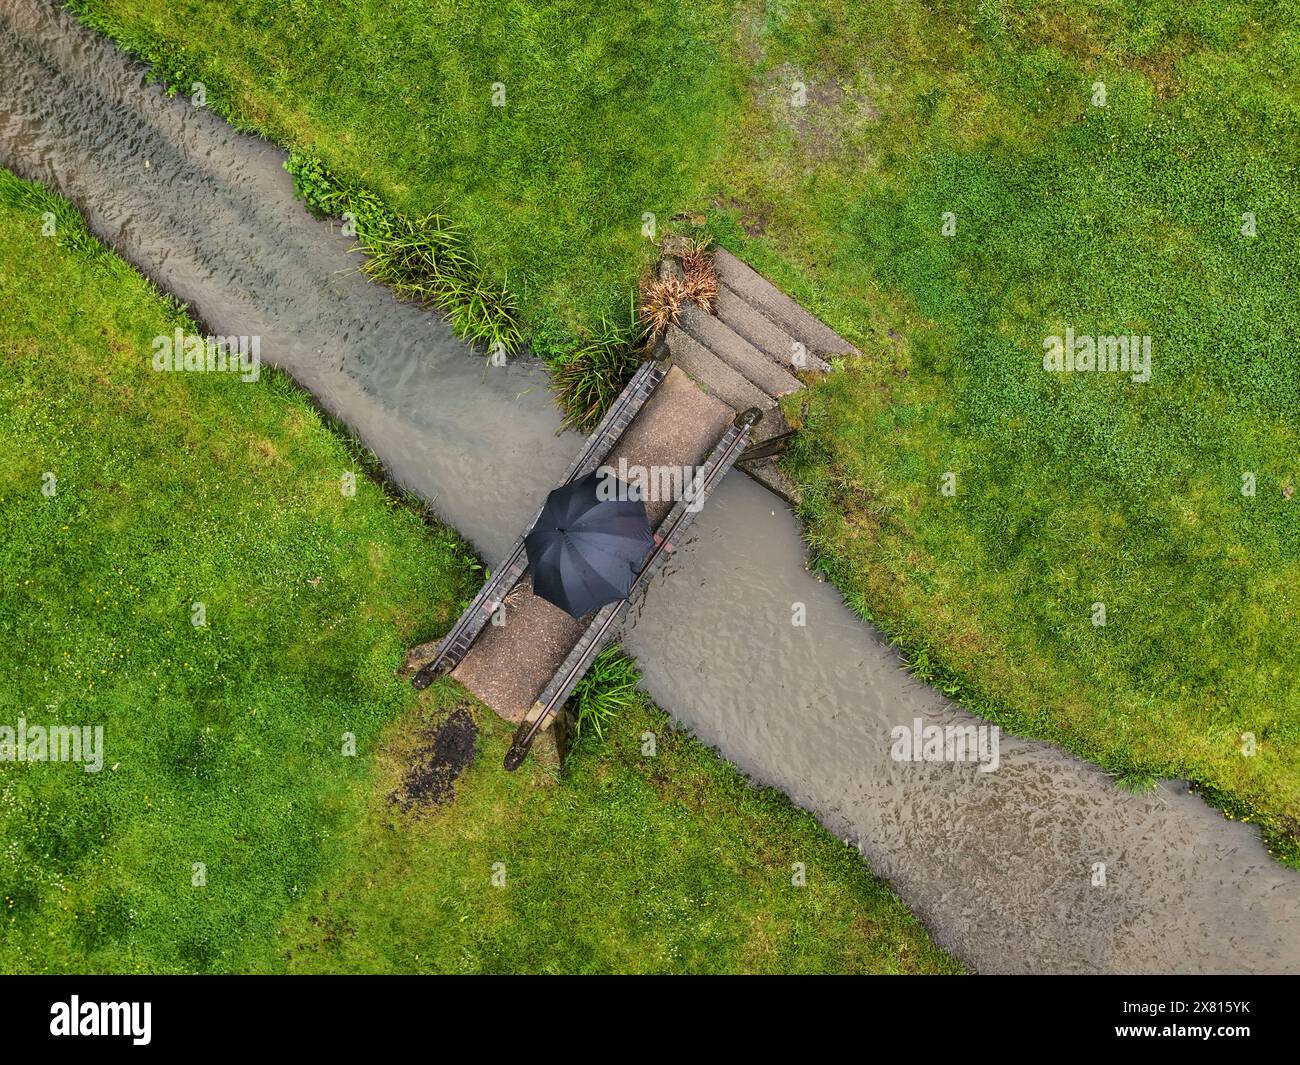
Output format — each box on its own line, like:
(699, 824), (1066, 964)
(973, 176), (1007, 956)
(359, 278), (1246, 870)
(3, 0), (1297, 973)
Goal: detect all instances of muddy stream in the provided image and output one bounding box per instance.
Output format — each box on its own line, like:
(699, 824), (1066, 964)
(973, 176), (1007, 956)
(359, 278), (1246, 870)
(3, 0), (1297, 973)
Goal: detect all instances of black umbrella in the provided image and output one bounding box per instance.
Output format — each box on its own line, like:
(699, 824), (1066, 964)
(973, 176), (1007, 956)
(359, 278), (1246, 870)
(524, 469), (653, 617)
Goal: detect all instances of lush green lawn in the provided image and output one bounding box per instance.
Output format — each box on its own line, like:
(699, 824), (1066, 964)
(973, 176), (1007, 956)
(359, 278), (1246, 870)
(0, 172), (958, 973)
(69, 0), (1300, 858)
(716, 1), (1300, 859)
(278, 679), (959, 974)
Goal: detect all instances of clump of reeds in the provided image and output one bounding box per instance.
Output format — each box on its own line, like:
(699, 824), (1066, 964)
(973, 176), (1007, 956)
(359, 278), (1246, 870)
(637, 274), (687, 340)
(549, 312), (645, 433)
(636, 237), (719, 344)
(284, 151), (522, 356)
(568, 645), (642, 741)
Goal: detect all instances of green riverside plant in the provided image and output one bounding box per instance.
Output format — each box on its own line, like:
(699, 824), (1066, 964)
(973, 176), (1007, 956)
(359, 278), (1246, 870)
(284, 152), (522, 356)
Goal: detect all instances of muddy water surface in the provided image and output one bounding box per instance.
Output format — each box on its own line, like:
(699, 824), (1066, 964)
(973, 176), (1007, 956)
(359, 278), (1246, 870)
(3, 0), (1298, 973)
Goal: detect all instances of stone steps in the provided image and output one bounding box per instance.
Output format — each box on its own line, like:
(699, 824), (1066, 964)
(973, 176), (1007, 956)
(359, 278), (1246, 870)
(662, 325), (790, 441)
(654, 242), (853, 503)
(664, 325), (773, 415)
(714, 282), (832, 374)
(712, 247), (858, 359)
(677, 302), (803, 399)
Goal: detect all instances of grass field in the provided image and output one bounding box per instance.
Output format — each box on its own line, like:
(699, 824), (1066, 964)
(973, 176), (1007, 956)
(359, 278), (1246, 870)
(0, 171), (959, 973)
(720, 1), (1300, 858)
(68, 0), (1300, 859)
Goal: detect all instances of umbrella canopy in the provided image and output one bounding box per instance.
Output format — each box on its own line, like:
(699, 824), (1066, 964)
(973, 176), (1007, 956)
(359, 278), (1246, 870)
(524, 469), (654, 617)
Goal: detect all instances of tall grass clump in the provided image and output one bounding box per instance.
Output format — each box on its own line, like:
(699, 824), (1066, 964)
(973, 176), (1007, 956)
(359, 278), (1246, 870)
(0, 170), (103, 258)
(679, 238), (718, 310)
(638, 274), (687, 339)
(284, 152), (522, 355)
(547, 291), (646, 432)
(568, 645), (643, 742)
(638, 237), (718, 342)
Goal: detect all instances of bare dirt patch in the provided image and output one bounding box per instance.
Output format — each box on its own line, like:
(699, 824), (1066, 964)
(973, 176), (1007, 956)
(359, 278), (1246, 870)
(754, 62), (880, 165)
(389, 706), (478, 810)
(713, 194), (771, 237)
(1130, 48), (1185, 100)
(1026, 13), (1186, 100)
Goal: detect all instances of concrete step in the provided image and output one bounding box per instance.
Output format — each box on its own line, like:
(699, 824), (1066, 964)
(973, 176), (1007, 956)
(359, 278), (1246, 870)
(664, 325), (774, 414)
(712, 248), (859, 359)
(714, 282), (831, 374)
(749, 406), (791, 445)
(737, 455), (803, 507)
(678, 302), (803, 398)
(663, 326), (790, 442)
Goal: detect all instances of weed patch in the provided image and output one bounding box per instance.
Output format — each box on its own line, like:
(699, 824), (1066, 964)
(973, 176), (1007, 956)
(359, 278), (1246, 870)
(284, 153), (522, 356)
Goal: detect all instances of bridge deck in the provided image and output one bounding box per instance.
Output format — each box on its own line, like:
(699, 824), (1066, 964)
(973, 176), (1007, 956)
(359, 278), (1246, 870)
(451, 365), (732, 722)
